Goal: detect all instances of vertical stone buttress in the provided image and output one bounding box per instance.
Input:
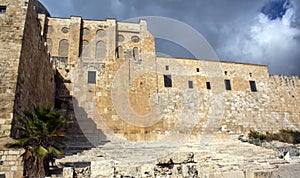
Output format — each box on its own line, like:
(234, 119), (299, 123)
(0, 0), (28, 137)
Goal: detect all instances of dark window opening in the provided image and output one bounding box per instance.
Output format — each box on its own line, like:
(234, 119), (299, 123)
(188, 80), (193, 89)
(88, 71), (96, 84)
(165, 65), (169, 70)
(250, 81), (257, 92)
(249, 73), (252, 77)
(196, 68), (200, 72)
(206, 82), (211, 90)
(116, 46), (123, 59)
(224, 79), (231, 90)
(164, 75), (172, 87)
(224, 71), (228, 75)
(0, 6), (6, 13)
(133, 47), (139, 61)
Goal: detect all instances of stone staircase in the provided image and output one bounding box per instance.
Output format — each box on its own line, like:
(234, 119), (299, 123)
(52, 134), (300, 177)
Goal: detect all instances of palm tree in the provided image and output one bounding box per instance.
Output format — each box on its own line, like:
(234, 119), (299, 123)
(6, 106), (68, 178)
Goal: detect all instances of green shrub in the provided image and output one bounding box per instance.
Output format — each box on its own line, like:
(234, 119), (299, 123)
(247, 129), (300, 144)
(248, 130), (266, 140)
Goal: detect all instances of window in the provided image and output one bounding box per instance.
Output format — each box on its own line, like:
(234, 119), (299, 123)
(61, 27), (69, 34)
(249, 81), (257, 92)
(188, 81), (193, 89)
(165, 65), (169, 71)
(196, 68), (200, 72)
(80, 40), (89, 58)
(88, 71), (96, 84)
(97, 29), (106, 37)
(224, 71), (228, 75)
(83, 28), (90, 35)
(0, 6), (6, 13)
(206, 82), (211, 90)
(116, 46), (123, 59)
(224, 79), (231, 90)
(131, 35), (140, 43)
(46, 38), (52, 53)
(58, 39), (69, 57)
(117, 34), (124, 42)
(133, 47), (139, 61)
(164, 75), (172, 87)
(96, 41), (106, 58)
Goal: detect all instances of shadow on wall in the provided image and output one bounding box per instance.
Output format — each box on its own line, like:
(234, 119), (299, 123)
(55, 71), (108, 156)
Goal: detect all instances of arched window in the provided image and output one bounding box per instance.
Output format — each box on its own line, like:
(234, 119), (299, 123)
(116, 46), (123, 59)
(58, 39), (69, 57)
(133, 47), (139, 61)
(95, 41), (106, 58)
(81, 40), (89, 58)
(47, 38), (52, 53)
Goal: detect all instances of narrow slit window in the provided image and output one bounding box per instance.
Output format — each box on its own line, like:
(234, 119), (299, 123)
(88, 71), (96, 84)
(116, 46), (123, 59)
(133, 47), (139, 61)
(250, 81), (257, 92)
(188, 81), (193, 89)
(196, 68), (200, 72)
(206, 82), (211, 90)
(164, 75), (172, 87)
(224, 79), (231, 90)
(165, 65), (169, 71)
(0, 6), (6, 13)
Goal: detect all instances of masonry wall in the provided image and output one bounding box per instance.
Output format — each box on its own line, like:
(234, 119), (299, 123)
(0, 0), (55, 177)
(0, 0), (28, 138)
(12, 0), (55, 136)
(44, 14), (300, 142)
(92, 55), (300, 141)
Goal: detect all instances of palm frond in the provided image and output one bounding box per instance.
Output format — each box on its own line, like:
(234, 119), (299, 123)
(34, 146), (48, 157)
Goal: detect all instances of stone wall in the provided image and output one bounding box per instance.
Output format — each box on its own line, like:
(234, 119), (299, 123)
(0, 142), (23, 178)
(12, 0), (55, 136)
(0, 0), (55, 177)
(0, 0), (54, 137)
(43, 13), (300, 142)
(0, 0), (28, 138)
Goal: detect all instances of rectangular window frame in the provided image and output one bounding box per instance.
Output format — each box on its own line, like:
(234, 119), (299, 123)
(0, 6), (6, 13)
(188, 80), (193, 89)
(165, 65), (169, 71)
(206, 82), (211, 90)
(164, 75), (172, 88)
(249, 80), (257, 92)
(224, 79), (231, 90)
(88, 71), (96, 84)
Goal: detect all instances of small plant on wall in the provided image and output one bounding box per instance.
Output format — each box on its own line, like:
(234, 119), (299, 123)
(248, 129), (300, 145)
(6, 106), (68, 178)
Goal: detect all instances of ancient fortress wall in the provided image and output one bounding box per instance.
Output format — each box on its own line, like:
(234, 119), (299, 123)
(0, 0), (55, 138)
(44, 12), (300, 142)
(0, 0), (54, 176)
(0, 0), (300, 176)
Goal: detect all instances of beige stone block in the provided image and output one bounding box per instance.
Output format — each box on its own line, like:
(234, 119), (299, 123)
(8, 150), (20, 155)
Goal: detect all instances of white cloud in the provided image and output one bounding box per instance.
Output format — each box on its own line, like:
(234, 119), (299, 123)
(218, 5), (300, 75)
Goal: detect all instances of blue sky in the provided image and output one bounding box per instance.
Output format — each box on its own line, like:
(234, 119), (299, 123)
(39, 0), (300, 75)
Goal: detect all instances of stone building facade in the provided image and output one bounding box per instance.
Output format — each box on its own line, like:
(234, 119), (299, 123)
(0, 0), (299, 177)
(42, 7), (300, 141)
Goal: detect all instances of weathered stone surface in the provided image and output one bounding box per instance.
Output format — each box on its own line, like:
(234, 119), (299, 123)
(1, 0), (300, 177)
(0, 0), (55, 176)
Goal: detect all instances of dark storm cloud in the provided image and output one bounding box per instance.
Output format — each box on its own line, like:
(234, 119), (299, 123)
(39, 0), (300, 75)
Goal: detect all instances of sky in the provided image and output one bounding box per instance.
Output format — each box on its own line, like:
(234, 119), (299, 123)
(39, 0), (300, 75)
